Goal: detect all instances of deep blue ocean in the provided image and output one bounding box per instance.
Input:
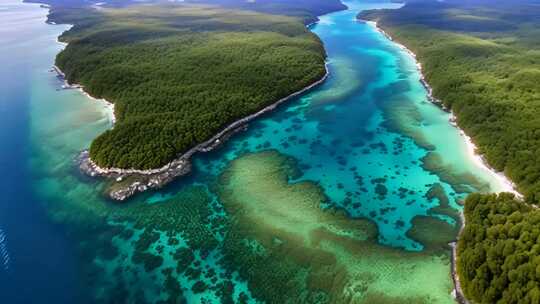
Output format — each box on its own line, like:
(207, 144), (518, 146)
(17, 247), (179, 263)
(0, 2), (79, 302)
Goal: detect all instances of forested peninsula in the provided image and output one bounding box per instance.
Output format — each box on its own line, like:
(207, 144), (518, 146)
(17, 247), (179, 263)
(360, 0), (540, 302)
(52, 4), (329, 170)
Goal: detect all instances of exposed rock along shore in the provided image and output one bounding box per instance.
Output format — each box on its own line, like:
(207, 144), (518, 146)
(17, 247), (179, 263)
(77, 63), (329, 200)
(450, 212), (470, 304)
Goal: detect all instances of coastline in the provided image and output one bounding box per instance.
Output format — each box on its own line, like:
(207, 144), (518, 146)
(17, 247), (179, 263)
(362, 18), (524, 304)
(81, 62), (329, 176)
(365, 21), (447, 109)
(458, 124), (522, 198)
(51, 65), (116, 125)
(79, 63), (330, 200)
(364, 20), (521, 198)
(49, 20), (117, 125)
(44, 7), (117, 125)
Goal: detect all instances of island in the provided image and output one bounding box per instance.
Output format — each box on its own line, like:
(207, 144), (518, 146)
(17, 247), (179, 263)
(360, 0), (540, 302)
(42, 1), (346, 200)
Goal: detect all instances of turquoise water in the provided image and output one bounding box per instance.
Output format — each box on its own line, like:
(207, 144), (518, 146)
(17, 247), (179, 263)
(181, 0), (508, 250)
(1, 0), (509, 302)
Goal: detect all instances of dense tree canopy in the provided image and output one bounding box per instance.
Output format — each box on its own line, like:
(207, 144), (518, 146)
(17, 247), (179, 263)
(458, 193), (540, 304)
(54, 5), (327, 169)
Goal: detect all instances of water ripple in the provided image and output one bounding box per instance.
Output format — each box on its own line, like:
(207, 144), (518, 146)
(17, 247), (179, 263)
(0, 228), (10, 271)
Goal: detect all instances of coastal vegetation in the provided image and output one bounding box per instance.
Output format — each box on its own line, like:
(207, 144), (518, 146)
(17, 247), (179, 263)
(20, 0), (494, 302)
(360, 0), (540, 302)
(53, 4), (327, 169)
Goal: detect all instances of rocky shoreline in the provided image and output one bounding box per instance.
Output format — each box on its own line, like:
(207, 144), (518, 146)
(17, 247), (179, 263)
(77, 64), (329, 200)
(44, 1), (334, 201)
(450, 212), (470, 304)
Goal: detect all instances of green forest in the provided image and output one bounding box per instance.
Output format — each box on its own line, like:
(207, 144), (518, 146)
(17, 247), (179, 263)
(361, 0), (540, 302)
(458, 193), (540, 303)
(53, 4), (327, 169)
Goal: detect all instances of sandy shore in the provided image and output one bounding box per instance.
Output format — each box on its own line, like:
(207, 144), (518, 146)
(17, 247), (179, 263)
(52, 65), (116, 125)
(365, 21), (446, 108)
(458, 125), (522, 198)
(49, 20), (116, 125)
(365, 20), (521, 198)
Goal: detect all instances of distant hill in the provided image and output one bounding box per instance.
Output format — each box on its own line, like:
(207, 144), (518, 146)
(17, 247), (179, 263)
(27, 0), (347, 24)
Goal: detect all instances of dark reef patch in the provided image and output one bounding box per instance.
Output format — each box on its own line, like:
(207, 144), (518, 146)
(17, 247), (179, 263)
(406, 215), (459, 254)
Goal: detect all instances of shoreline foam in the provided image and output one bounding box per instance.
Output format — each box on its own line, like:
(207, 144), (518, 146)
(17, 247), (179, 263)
(48, 21), (116, 125)
(51, 65), (116, 125)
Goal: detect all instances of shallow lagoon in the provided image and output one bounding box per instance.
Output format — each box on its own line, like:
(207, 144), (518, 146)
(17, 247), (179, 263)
(1, 0), (509, 303)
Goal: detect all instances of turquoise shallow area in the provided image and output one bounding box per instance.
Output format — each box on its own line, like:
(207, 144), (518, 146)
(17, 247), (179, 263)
(1, 0), (509, 302)
(178, 0), (506, 250)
